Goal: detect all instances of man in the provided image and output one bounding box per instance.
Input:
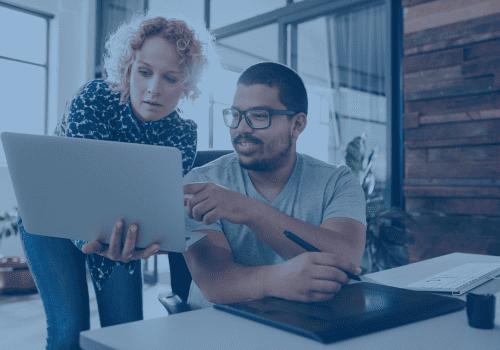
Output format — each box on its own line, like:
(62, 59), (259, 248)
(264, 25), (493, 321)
(183, 62), (366, 310)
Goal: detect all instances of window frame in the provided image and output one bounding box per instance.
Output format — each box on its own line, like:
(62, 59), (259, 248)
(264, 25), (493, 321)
(0, 1), (53, 136)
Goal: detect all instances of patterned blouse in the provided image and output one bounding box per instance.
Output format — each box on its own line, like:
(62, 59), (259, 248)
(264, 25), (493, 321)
(19, 79), (197, 289)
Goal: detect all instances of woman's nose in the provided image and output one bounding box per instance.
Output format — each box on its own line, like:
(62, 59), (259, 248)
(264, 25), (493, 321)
(147, 76), (162, 94)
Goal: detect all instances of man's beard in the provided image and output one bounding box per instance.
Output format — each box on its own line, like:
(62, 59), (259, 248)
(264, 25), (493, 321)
(238, 133), (293, 172)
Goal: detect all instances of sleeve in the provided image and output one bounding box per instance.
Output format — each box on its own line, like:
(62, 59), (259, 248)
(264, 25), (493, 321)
(183, 169), (223, 234)
(53, 81), (112, 251)
(53, 80), (111, 140)
(323, 166), (367, 228)
(179, 119), (197, 176)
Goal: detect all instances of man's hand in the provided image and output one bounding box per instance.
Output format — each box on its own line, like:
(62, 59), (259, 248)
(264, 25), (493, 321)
(82, 219), (162, 263)
(266, 252), (362, 303)
(184, 182), (256, 225)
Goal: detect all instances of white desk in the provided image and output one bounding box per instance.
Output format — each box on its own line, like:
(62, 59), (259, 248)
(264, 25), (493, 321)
(80, 253), (500, 349)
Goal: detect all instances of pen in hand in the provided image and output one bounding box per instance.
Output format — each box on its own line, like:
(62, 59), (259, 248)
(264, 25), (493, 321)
(283, 230), (361, 281)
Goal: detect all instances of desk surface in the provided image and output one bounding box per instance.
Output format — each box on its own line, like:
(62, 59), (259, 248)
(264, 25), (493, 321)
(80, 253), (500, 350)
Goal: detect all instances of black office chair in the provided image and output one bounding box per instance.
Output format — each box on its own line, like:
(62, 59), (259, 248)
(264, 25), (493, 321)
(158, 150), (234, 315)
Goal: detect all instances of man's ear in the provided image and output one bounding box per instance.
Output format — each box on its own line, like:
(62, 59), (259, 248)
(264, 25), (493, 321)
(291, 112), (307, 140)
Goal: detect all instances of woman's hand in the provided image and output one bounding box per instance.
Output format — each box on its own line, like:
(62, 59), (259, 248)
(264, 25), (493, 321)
(82, 219), (162, 263)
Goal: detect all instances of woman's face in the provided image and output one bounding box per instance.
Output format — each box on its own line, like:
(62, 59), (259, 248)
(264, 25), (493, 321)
(129, 36), (185, 122)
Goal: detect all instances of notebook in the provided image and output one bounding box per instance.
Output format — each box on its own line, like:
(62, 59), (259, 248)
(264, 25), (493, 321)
(214, 282), (466, 344)
(1, 132), (205, 252)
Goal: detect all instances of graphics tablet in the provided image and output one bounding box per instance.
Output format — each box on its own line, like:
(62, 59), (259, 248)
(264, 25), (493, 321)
(1, 132), (205, 252)
(214, 282), (466, 344)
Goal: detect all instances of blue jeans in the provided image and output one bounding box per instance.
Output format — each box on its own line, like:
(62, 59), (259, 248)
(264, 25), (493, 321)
(21, 230), (143, 350)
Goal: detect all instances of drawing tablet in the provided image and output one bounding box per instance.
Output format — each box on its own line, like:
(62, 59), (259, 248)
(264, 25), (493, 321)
(214, 282), (466, 344)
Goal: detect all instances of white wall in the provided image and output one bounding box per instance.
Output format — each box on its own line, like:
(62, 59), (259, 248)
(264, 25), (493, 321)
(0, 167), (16, 212)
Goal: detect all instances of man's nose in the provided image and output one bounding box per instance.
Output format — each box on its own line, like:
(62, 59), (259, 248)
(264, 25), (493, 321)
(236, 114), (253, 133)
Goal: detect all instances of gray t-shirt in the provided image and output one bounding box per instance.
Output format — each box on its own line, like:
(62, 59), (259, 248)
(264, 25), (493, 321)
(184, 152), (367, 310)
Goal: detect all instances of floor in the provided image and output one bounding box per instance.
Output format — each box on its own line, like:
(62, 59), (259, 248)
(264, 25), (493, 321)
(0, 257), (172, 350)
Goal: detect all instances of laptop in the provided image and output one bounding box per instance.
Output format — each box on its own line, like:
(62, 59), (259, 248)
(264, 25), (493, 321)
(214, 282), (466, 344)
(1, 132), (206, 252)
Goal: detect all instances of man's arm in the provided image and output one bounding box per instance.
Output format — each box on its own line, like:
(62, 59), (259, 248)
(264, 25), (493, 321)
(246, 202), (366, 262)
(184, 182), (366, 264)
(182, 229), (271, 304)
(183, 229), (359, 305)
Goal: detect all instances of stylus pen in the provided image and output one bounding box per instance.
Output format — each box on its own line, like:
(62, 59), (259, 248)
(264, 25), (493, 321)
(283, 230), (361, 281)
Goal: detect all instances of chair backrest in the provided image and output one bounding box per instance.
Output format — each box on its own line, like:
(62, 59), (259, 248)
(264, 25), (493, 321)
(168, 150), (234, 302)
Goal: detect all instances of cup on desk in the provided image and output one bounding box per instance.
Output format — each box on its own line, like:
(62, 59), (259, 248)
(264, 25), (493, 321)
(466, 293), (496, 329)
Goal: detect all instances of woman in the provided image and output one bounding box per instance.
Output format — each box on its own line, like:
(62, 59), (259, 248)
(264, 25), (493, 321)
(19, 12), (213, 349)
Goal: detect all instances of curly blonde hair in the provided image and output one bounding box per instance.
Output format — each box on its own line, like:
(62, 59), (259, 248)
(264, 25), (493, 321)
(104, 12), (214, 104)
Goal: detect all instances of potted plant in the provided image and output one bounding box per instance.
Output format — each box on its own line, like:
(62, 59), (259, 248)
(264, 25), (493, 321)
(345, 135), (418, 273)
(0, 208), (37, 294)
(0, 210), (19, 243)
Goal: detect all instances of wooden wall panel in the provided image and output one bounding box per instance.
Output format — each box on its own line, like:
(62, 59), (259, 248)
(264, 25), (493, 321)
(405, 92), (500, 115)
(406, 198), (500, 216)
(406, 162), (500, 178)
(404, 65), (463, 94)
(462, 58), (500, 79)
(464, 40), (500, 61)
(405, 134), (500, 149)
(404, 1), (500, 35)
(404, 186), (500, 198)
(405, 119), (500, 142)
(403, 48), (463, 74)
(402, 0), (500, 224)
(403, 112), (420, 129)
(427, 145), (500, 162)
(406, 214), (500, 262)
(404, 75), (495, 101)
(405, 148), (427, 163)
(402, 0), (435, 7)
(404, 12), (500, 55)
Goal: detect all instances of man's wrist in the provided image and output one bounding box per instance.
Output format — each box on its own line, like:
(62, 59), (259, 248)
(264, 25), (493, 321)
(261, 264), (278, 299)
(244, 197), (267, 227)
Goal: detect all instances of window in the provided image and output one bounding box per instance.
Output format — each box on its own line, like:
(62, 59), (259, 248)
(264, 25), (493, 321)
(0, 3), (53, 166)
(95, 0), (148, 78)
(201, 0), (401, 208)
(210, 0), (286, 29)
(295, 5), (388, 181)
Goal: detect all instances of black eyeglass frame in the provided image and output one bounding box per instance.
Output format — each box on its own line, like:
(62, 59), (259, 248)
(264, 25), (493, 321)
(222, 108), (297, 129)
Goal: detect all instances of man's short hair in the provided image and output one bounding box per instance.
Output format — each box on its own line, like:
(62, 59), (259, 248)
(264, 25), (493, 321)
(237, 62), (308, 116)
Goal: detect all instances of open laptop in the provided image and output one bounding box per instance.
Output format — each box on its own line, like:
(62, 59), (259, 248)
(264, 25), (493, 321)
(1, 132), (206, 252)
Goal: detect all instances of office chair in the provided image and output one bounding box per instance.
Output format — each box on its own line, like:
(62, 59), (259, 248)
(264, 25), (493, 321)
(158, 150), (234, 315)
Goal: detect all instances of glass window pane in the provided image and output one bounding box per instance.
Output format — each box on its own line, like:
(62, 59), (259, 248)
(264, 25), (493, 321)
(0, 59), (45, 165)
(210, 69), (239, 150)
(0, 7), (46, 64)
(211, 0), (286, 29)
(182, 67), (239, 151)
(297, 18), (329, 88)
(216, 24), (278, 73)
(296, 4), (389, 207)
(212, 101), (235, 150)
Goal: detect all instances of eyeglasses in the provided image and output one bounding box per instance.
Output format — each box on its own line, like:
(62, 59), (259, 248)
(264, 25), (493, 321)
(222, 108), (297, 129)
